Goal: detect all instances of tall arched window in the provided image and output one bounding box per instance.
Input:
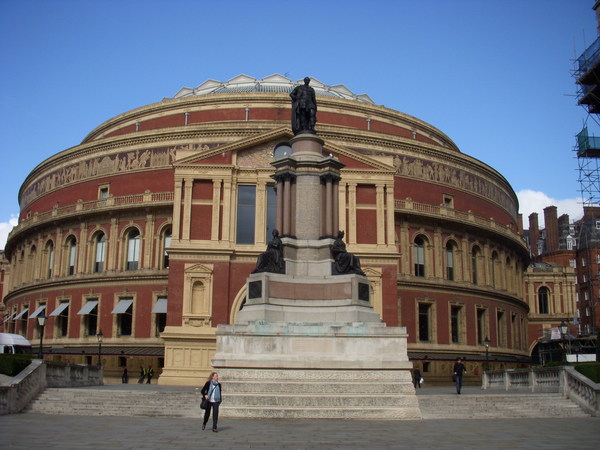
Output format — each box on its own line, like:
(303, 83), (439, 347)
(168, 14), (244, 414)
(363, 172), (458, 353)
(162, 227), (172, 269)
(538, 287), (550, 314)
(45, 241), (54, 279)
(94, 233), (106, 273)
(414, 236), (425, 277)
(445, 241), (455, 281)
(67, 237), (77, 275)
(471, 246), (480, 285)
(126, 229), (141, 270)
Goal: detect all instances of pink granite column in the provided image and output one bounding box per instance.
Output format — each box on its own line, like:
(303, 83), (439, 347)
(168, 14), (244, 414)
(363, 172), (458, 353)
(332, 180), (339, 235)
(276, 177), (284, 234)
(325, 176), (333, 237)
(283, 176), (291, 236)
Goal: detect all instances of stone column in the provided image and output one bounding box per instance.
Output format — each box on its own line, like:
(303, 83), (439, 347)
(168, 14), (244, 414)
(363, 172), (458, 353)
(376, 184), (385, 245)
(348, 183), (357, 244)
(386, 183), (395, 246)
(144, 214), (155, 269)
(283, 176), (291, 236)
(211, 179), (222, 241)
(276, 177), (284, 234)
(172, 179), (183, 240)
(325, 176), (333, 237)
(332, 181), (339, 235)
(338, 182), (347, 235)
(221, 181), (232, 242)
(182, 178), (193, 240)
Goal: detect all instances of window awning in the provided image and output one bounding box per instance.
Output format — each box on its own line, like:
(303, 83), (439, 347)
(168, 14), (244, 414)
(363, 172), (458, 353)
(152, 298), (168, 314)
(14, 309), (29, 320)
(49, 302), (70, 317)
(3, 312), (16, 323)
(29, 305), (46, 319)
(77, 300), (98, 316)
(112, 299), (133, 314)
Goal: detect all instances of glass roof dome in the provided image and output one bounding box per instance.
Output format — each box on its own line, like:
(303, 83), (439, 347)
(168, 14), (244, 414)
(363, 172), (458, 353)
(171, 74), (375, 104)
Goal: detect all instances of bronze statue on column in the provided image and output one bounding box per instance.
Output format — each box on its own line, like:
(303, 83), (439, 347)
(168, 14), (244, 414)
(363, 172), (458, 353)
(290, 77), (317, 135)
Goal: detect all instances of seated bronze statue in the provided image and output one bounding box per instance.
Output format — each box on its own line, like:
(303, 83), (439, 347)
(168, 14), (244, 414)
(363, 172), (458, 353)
(330, 230), (365, 275)
(253, 229), (285, 274)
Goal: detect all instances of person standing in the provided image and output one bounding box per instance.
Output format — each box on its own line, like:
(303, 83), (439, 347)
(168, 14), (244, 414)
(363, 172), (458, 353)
(453, 357), (467, 394)
(137, 366), (146, 384)
(121, 368), (128, 384)
(413, 366), (422, 389)
(201, 372), (222, 432)
(146, 366), (154, 384)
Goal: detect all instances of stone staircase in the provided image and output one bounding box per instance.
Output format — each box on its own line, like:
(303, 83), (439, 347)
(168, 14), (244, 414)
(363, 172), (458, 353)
(216, 368), (421, 419)
(418, 393), (590, 419)
(24, 387), (201, 417)
(24, 385), (590, 419)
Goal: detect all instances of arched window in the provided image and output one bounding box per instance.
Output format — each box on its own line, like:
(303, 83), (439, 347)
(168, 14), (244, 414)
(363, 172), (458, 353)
(162, 227), (172, 269)
(414, 236), (425, 277)
(126, 229), (141, 270)
(445, 241), (455, 281)
(538, 287), (550, 314)
(471, 246), (480, 285)
(94, 233), (106, 273)
(67, 237), (77, 275)
(45, 241), (54, 279)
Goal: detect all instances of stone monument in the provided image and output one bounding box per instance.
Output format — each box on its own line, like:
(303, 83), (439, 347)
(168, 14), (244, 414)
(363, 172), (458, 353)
(212, 77), (420, 419)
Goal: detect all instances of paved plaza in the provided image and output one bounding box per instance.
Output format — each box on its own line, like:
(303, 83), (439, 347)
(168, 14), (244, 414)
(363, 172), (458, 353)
(0, 412), (598, 449)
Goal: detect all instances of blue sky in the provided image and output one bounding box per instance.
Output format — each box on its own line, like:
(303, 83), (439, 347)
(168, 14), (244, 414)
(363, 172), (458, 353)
(0, 0), (597, 247)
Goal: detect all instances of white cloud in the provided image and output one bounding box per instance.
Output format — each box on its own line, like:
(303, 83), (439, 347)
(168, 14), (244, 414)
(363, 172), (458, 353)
(517, 190), (582, 228)
(0, 214), (18, 251)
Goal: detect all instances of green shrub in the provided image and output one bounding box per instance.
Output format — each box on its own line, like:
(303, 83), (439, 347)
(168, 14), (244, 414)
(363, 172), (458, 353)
(0, 354), (35, 377)
(543, 361), (563, 368)
(574, 362), (600, 383)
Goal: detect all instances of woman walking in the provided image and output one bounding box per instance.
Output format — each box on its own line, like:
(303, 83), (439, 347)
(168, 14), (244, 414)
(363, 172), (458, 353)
(201, 372), (222, 432)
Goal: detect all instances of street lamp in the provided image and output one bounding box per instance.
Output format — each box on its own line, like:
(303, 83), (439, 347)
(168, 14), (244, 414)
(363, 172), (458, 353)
(37, 312), (47, 360)
(96, 329), (103, 368)
(559, 320), (569, 365)
(484, 336), (491, 372)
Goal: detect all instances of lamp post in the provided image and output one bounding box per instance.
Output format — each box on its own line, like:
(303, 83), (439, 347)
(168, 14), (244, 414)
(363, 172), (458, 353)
(96, 329), (103, 367)
(484, 336), (491, 372)
(37, 312), (47, 360)
(559, 320), (568, 365)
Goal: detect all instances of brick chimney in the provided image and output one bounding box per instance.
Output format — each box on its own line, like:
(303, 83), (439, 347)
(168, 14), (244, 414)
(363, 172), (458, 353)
(544, 206), (559, 253)
(529, 213), (539, 257)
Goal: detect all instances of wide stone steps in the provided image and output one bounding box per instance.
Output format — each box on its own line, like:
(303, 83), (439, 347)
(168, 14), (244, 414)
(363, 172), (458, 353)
(219, 405), (416, 419)
(418, 394), (589, 419)
(224, 380), (414, 395)
(25, 388), (202, 417)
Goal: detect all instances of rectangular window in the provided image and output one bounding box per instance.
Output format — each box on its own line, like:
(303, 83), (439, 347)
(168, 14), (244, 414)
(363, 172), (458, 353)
(569, 259), (576, 268)
(446, 248), (454, 281)
(450, 305), (461, 344)
(497, 310), (506, 347)
(49, 302), (69, 338)
(99, 186), (109, 206)
(418, 303), (431, 342)
(596, 220), (600, 230)
(582, 257), (586, 267)
(152, 297), (168, 337)
(113, 298), (134, 336)
(236, 185), (256, 244)
(119, 356), (127, 367)
(443, 195), (454, 208)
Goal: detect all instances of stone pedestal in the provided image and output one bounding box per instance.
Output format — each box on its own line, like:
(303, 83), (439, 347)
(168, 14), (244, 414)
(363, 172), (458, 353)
(213, 132), (419, 419)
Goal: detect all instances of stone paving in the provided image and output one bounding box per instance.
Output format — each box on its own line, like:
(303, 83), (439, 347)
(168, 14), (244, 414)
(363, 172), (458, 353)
(1, 384), (598, 449)
(0, 413), (598, 449)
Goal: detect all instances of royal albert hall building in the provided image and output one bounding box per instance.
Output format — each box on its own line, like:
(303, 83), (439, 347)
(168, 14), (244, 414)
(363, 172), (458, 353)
(3, 75), (531, 384)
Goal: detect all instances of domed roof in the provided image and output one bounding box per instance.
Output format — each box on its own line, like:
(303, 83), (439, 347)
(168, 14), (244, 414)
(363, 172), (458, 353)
(171, 74), (375, 104)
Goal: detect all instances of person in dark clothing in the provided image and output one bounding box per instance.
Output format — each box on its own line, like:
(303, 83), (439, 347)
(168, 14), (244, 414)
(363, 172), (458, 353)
(138, 366), (146, 384)
(146, 366), (154, 384)
(121, 368), (128, 384)
(453, 357), (467, 394)
(201, 372), (222, 432)
(413, 367), (422, 388)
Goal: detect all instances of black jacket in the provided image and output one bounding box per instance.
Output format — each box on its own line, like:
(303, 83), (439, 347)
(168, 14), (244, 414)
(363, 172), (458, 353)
(201, 381), (223, 403)
(453, 362), (466, 376)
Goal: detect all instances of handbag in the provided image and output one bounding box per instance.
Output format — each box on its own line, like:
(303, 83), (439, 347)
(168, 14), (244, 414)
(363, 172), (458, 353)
(420, 377), (424, 384)
(200, 397), (208, 410)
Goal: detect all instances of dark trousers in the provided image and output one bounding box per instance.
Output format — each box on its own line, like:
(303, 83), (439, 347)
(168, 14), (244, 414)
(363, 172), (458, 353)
(455, 374), (463, 393)
(203, 401), (220, 429)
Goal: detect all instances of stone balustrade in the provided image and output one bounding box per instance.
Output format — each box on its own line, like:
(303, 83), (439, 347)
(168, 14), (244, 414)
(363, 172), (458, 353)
(8, 191), (174, 240)
(482, 366), (600, 416)
(395, 198), (526, 247)
(0, 360), (103, 415)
